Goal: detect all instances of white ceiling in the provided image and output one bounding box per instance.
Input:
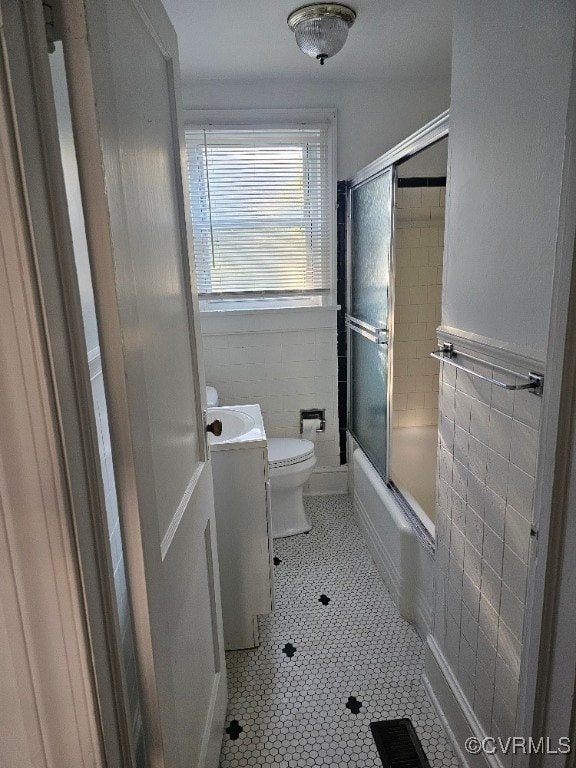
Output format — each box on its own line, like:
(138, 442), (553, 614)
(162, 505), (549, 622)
(163, 0), (453, 83)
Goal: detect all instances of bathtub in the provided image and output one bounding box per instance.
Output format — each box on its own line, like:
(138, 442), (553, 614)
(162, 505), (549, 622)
(351, 446), (434, 638)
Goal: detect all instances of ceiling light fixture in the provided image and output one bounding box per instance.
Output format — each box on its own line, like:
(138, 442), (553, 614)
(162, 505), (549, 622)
(287, 3), (356, 66)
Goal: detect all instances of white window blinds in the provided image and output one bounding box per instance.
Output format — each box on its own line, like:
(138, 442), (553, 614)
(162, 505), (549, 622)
(185, 126), (331, 298)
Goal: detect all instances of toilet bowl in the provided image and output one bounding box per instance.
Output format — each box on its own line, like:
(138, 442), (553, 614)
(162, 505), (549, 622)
(205, 386), (316, 538)
(268, 438), (316, 538)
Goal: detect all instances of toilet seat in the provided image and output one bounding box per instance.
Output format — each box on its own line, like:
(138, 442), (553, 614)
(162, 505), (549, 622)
(268, 438), (315, 469)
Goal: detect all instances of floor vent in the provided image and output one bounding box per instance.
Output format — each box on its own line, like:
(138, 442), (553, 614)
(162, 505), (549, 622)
(370, 718), (432, 768)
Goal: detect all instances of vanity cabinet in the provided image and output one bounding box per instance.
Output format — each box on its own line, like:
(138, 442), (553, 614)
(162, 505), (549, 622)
(209, 404), (274, 650)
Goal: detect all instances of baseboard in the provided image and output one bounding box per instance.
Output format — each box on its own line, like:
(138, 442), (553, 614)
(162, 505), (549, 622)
(424, 636), (504, 768)
(303, 465), (348, 495)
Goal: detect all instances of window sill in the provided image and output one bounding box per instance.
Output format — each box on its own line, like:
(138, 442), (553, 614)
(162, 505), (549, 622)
(199, 299), (339, 316)
(199, 303), (340, 335)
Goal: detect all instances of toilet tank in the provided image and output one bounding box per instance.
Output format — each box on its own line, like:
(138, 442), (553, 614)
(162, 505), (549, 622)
(206, 385), (218, 407)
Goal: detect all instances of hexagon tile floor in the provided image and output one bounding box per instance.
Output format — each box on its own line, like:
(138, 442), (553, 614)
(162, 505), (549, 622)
(219, 494), (460, 768)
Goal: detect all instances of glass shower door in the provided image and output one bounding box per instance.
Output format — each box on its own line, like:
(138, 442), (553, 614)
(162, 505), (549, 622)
(347, 168), (393, 480)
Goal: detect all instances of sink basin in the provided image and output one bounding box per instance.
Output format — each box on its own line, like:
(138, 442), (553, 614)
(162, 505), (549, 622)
(208, 407), (256, 445)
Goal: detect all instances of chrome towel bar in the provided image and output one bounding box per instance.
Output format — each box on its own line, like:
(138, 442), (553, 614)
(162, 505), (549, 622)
(345, 314), (388, 345)
(430, 343), (544, 396)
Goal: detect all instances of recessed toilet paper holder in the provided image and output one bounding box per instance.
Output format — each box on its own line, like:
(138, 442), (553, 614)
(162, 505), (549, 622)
(300, 409), (326, 434)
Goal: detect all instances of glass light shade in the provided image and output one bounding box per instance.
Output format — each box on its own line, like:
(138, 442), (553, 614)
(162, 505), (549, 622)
(294, 16), (351, 61)
(288, 4), (356, 64)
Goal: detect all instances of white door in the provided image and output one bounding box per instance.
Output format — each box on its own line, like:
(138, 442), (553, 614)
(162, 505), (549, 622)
(59, 1), (227, 766)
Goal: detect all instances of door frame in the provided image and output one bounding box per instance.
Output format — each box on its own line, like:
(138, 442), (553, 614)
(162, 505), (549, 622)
(0, 0), (130, 764)
(515, 27), (576, 767)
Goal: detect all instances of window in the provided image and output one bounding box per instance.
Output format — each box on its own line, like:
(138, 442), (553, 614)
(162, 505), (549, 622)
(184, 122), (333, 304)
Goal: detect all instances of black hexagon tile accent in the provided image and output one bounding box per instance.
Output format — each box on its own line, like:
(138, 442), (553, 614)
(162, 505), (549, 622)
(318, 594), (331, 605)
(345, 696), (363, 714)
(219, 494), (461, 768)
(225, 720), (243, 740)
(282, 642), (296, 658)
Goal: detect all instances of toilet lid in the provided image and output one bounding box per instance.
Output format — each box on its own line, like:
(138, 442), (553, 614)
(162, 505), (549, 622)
(268, 438), (315, 469)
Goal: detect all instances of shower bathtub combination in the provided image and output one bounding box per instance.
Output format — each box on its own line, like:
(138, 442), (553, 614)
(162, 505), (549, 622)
(345, 113), (449, 637)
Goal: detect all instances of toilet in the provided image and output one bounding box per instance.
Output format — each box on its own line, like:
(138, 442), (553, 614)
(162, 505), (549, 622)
(206, 385), (316, 538)
(206, 385), (219, 408)
(267, 438), (316, 538)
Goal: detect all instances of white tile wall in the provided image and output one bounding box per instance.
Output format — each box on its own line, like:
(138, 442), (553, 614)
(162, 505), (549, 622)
(202, 318), (340, 468)
(433, 357), (541, 743)
(393, 187), (444, 428)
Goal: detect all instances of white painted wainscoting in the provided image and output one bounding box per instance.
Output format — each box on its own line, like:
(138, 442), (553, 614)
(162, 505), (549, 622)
(200, 307), (348, 495)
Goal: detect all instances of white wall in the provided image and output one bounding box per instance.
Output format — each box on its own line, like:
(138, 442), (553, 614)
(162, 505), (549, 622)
(182, 78), (450, 181)
(442, 0), (576, 363)
(185, 76), (450, 481)
(429, 0), (576, 758)
(202, 309), (342, 473)
(398, 139), (449, 178)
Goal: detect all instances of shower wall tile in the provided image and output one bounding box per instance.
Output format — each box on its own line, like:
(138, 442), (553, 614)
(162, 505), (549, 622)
(392, 187), (445, 429)
(504, 505), (531, 563)
(510, 421), (539, 476)
(432, 357), (541, 739)
(502, 547), (528, 603)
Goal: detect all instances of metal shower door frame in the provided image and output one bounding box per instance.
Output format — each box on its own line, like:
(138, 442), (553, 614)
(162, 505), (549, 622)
(346, 167), (396, 482)
(345, 110), (449, 484)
